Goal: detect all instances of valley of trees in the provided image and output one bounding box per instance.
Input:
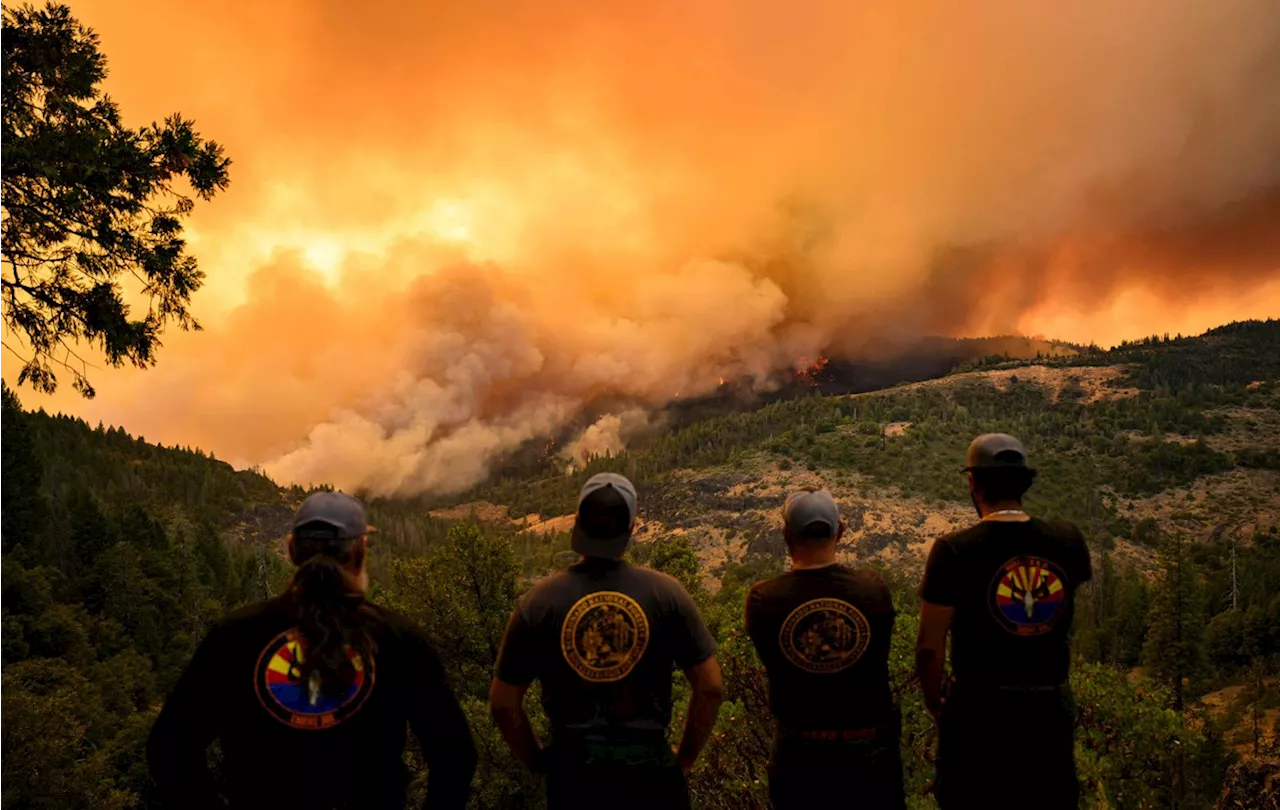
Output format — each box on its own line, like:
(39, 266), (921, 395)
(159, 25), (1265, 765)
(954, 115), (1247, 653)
(3, 320), (1279, 808)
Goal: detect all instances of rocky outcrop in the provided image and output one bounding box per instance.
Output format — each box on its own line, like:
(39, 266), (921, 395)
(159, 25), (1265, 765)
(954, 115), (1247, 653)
(1217, 756), (1280, 810)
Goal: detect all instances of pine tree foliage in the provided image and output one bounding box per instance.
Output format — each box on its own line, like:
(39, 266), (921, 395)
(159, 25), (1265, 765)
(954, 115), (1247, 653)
(2, 2), (230, 397)
(1143, 533), (1209, 711)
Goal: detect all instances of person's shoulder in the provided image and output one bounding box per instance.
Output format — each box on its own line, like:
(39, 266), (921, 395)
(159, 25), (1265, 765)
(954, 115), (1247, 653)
(219, 595), (289, 627)
(366, 602), (419, 633)
(842, 565), (889, 591)
(511, 568), (577, 620)
(364, 603), (444, 654)
(1036, 517), (1084, 539)
(1034, 518), (1087, 552)
(835, 566), (894, 611)
(633, 564), (693, 598)
(745, 571), (790, 603)
(523, 567), (575, 600)
(1036, 518), (1090, 571)
(198, 596), (292, 650)
(929, 523), (981, 556)
(747, 571), (786, 594)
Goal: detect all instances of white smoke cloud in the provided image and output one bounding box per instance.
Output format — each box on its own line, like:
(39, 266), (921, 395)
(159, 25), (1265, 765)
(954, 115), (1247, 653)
(10, 0), (1280, 498)
(264, 258), (798, 495)
(560, 408), (657, 471)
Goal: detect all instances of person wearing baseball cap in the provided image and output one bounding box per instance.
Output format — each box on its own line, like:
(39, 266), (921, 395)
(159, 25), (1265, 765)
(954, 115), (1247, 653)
(916, 434), (1092, 810)
(745, 488), (905, 809)
(148, 491), (477, 809)
(490, 472), (723, 810)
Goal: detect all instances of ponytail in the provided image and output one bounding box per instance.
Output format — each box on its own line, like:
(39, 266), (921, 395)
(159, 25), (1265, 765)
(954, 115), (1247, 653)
(289, 542), (379, 700)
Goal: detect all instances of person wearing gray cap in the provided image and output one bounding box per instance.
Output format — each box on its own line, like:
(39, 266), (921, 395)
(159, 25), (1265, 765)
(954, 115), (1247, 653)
(489, 472), (723, 810)
(147, 490), (477, 810)
(745, 488), (905, 810)
(916, 434), (1092, 810)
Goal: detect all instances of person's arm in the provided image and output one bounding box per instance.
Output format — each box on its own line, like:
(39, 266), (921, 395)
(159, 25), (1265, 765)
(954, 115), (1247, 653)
(916, 538), (959, 723)
(489, 604), (545, 771)
(407, 632), (478, 810)
(668, 581), (723, 772)
(743, 584), (764, 645)
(146, 625), (227, 810)
(489, 677), (544, 771)
(1075, 526), (1094, 585)
(675, 654), (724, 773)
(916, 602), (954, 723)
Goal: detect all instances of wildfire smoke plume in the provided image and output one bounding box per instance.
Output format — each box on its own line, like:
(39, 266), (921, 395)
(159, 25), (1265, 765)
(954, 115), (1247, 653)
(5, 0), (1279, 497)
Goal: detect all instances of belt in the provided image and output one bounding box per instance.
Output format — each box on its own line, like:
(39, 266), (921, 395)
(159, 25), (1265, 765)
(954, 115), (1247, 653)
(549, 731), (673, 769)
(779, 721), (895, 743)
(949, 677), (1066, 695)
(792, 728), (878, 742)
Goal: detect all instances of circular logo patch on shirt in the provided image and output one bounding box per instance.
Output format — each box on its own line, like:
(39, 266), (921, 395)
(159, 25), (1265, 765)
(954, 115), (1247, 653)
(779, 598), (871, 674)
(561, 591), (650, 682)
(990, 556), (1069, 636)
(254, 630), (375, 730)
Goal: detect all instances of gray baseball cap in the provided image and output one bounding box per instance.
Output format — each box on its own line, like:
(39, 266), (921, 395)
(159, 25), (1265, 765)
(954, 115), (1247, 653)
(963, 433), (1029, 471)
(292, 491), (376, 542)
(783, 489), (841, 539)
(570, 473), (638, 560)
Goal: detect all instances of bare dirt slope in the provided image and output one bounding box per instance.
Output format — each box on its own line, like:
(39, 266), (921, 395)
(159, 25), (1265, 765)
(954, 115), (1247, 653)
(870, 363), (1139, 404)
(428, 360), (1279, 586)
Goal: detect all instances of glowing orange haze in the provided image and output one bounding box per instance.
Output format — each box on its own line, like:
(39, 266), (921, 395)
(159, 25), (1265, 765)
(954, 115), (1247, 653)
(4, 0), (1279, 496)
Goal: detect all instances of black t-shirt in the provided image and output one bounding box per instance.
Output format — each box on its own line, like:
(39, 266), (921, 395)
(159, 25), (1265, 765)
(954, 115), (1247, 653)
(745, 564), (897, 733)
(919, 517), (1092, 688)
(494, 559), (717, 738)
(146, 595), (476, 810)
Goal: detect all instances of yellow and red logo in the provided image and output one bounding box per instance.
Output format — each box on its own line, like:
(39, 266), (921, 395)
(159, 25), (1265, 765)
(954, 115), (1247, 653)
(254, 630), (375, 730)
(990, 557), (1068, 636)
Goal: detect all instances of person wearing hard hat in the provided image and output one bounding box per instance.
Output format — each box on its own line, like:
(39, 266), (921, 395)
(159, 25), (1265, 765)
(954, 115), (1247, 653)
(489, 473), (724, 810)
(746, 488), (905, 809)
(916, 434), (1092, 809)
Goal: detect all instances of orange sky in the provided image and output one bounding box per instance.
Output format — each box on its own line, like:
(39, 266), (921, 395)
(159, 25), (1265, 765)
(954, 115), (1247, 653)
(4, 0), (1279, 495)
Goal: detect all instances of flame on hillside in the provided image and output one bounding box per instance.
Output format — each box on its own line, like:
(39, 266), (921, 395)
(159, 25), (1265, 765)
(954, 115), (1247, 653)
(9, 0), (1280, 498)
(795, 356), (831, 386)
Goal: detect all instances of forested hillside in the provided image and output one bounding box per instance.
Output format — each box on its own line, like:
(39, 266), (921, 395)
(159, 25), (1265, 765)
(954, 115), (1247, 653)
(3, 320), (1280, 808)
(458, 319), (1280, 535)
(1, 383), (299, 808)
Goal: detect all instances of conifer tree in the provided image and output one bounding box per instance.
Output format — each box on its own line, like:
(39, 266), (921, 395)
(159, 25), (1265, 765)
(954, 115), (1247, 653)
(2, 2), (230, 397)
(1, 383), (47, 555)
(1142, 532), (1208, 710)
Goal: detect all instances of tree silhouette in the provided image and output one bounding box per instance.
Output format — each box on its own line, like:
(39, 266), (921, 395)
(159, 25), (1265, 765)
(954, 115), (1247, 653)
(1, 2), (229, 397)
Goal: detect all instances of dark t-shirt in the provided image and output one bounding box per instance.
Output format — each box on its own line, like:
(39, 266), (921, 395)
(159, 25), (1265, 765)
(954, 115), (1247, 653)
(494, 559), (717, 738)
(745, 564), (897, 733)
(146, 595), (476, 810)
(919, 517), (1092, 688)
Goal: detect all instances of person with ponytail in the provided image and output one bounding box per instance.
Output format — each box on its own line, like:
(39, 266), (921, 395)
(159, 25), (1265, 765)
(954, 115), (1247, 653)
(147, 491), (477, 809)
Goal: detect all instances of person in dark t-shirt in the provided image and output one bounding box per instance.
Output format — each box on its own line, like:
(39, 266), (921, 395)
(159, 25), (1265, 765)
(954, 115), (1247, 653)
(147, 491), (477, 810)
(746, 488), (905, 810)
(489, 473), (723, 810)
(916, 434), (1092, 810)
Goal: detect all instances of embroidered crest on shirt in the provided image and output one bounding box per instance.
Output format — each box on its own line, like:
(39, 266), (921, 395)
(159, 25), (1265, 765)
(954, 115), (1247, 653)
(561, 591), (650, 682)
(254, 630), (375, 730)
(779, 598), (870, 674)
(989, 556), (1069, 636)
